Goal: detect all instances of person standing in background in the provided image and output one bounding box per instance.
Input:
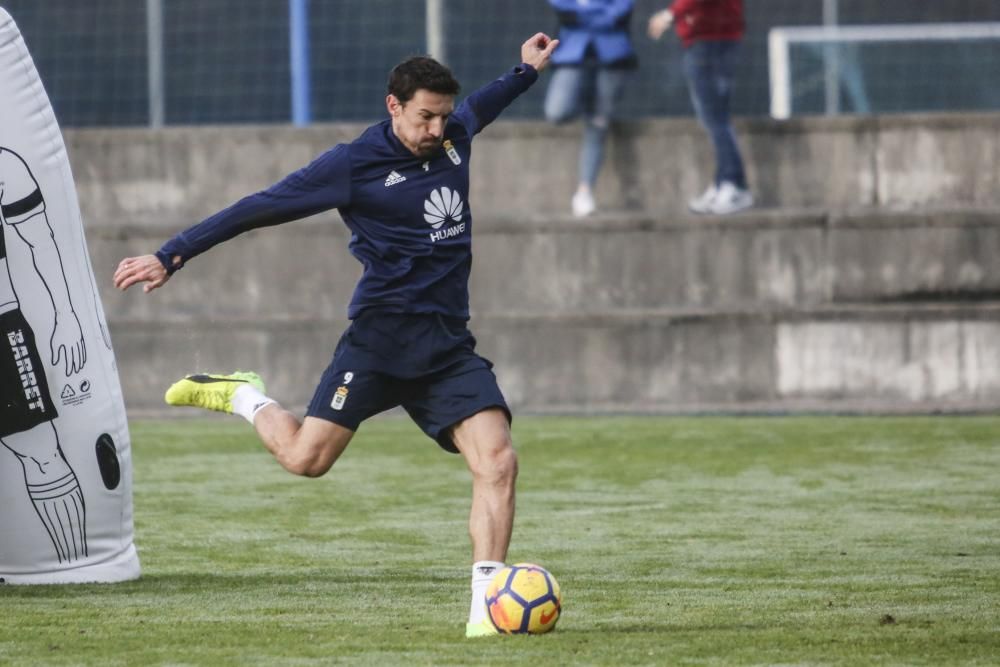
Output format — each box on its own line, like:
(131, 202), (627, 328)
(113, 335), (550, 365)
(545, 0), (637, 218)
(649, 0), (752, 215)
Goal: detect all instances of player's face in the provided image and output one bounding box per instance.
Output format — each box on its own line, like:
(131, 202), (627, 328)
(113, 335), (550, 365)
(388, 89), (455, 158)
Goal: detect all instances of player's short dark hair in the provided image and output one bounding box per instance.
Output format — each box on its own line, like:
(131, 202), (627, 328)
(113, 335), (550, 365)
(387, 56), (460, 104)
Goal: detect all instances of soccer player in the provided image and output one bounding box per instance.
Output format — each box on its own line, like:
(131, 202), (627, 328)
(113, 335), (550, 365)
(1, 147), (89, 564)
(114, 33), (559, 637)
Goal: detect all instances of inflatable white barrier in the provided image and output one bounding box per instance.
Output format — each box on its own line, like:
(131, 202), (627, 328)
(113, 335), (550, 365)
(0, 8), (140, 583)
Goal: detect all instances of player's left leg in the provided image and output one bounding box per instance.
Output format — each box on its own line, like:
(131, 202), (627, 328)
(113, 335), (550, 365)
(450, 408), (517, 564)
(400, 357), (515, 637)
(450, 408), (517, 637)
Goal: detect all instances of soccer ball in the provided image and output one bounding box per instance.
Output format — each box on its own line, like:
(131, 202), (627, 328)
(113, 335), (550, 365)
(485, 563), (562, 634)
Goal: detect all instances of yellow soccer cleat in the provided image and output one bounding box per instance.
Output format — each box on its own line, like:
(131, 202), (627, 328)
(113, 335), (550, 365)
(465, 619), (499, 638)
(164, 371), (265, 414)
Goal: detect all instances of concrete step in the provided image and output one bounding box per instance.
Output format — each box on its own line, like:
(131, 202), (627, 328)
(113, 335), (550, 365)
(107, 302), (1000, 415)
(67, 113), (1000, 223)
(90, 206), (1000, 323)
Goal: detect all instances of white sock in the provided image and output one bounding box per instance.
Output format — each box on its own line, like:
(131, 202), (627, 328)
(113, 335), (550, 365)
(231, 384), (276, 425)
(468, 560), (505, 624)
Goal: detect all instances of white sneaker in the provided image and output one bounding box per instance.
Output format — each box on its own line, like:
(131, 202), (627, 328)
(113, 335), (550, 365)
(571, 189), (596, 218)
(688, 184), (718, 214)
(707, 181), (753, 215)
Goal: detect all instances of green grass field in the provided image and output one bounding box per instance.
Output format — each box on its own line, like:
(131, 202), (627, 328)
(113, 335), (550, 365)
(2, 416), (999, 665)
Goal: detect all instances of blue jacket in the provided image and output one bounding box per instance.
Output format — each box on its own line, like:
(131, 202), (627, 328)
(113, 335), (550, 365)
(549, 0), (637, 67)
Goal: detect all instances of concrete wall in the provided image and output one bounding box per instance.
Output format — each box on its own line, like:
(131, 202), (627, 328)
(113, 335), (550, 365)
(71, 114), (1000, 415)
(68, 113), (1000, 224)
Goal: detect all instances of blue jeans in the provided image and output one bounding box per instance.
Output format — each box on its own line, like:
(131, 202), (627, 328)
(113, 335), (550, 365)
(544, 65), (629, 188)
(683, 40), (746, 188)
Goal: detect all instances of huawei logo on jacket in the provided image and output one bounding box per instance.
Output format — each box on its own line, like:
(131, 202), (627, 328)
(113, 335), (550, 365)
(424, 187), (466, 242)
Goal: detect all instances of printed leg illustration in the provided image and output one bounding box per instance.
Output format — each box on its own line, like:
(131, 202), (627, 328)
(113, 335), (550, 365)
(1, 422), (88, 562)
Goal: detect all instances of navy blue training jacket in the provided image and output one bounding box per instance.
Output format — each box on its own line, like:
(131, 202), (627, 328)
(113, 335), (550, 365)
(157, 63), (539, 320)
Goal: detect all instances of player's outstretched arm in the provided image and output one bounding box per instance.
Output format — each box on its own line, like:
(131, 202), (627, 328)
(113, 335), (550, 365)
(113, 254), (172, 293)
(520, 33), (559, 72)
(458, 33), (559, 135)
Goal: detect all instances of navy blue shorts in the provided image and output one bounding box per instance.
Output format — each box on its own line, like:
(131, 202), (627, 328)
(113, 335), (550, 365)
(307, 311), (511, 453)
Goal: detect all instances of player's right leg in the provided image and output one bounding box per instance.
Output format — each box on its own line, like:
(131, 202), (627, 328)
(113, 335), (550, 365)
(253, 411), (354, 478)
(166, 353), (401, 477)
(165, 370), (360, 477)
(164, 371), (266, 414)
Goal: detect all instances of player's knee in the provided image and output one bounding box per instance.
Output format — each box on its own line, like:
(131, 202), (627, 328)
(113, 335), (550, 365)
(500, 446), (519, 485)
(291, 456), (332, 478)
(475, 441), (518, 487)
(279, 422), (352, 478)
(281, 443), (336, 478)
(290, 445), (342, 478)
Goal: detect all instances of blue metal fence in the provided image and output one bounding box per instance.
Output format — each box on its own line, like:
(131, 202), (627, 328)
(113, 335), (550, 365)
(4, 0), (1000, 127)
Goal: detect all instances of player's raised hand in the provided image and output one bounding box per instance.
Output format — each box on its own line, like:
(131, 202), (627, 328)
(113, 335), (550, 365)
(521, 33), (559, 72)
(113, 254), (171, 293)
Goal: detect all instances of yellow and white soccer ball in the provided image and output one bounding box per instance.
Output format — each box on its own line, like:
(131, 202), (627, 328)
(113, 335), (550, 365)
(485, 563), (562, 634)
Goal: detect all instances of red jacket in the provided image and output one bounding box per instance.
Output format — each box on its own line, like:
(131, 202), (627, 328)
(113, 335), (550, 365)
(669, 0), (744, 47)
